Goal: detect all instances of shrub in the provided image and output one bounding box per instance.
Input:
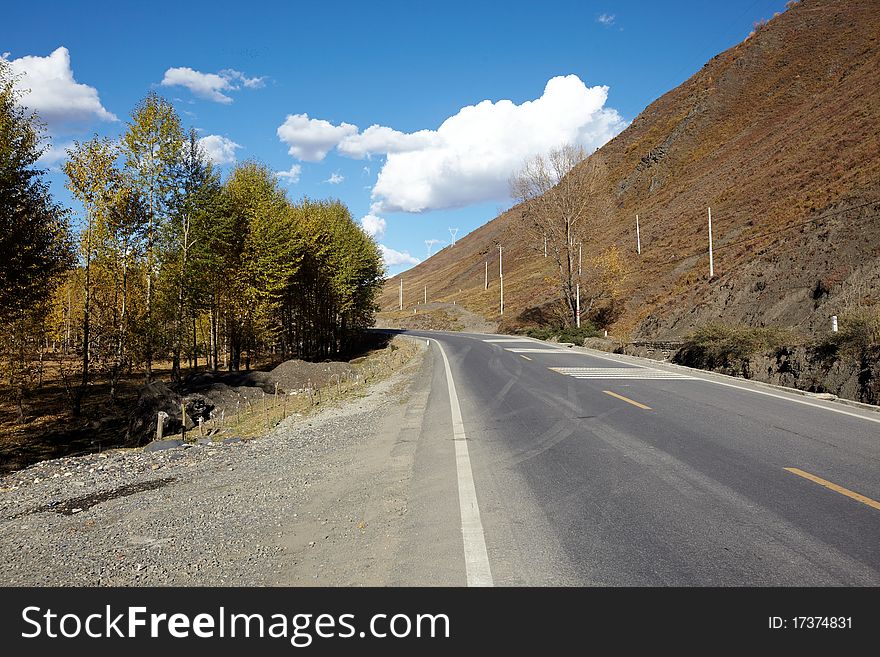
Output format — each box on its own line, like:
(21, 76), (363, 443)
(814, 307), (880, 358)
(675, 323), (794, 369)
(518, 322), (600, 345)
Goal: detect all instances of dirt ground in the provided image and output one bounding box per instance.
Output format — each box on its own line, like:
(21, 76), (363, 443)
(0, 334), (401, 474)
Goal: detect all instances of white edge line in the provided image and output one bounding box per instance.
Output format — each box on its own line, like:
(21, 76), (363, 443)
(430, 338), (494, 586)
(558, 345), (880, 425)
(698, 376), (880, 425)
(477, 335), (880, 424)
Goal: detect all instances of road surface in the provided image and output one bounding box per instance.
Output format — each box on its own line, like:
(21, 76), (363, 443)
(391, 329), (880, 586)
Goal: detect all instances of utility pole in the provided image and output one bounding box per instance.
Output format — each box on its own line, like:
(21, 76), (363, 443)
(578, 242), (582, 276)
(636, 214), (641, 255)
(543, 234), (547, 257)
(399, 277), (403, 310)
(499, 245), (504, 316)
(448, 227), (458, 247)
(708, 206), (714, 279)
(576, 283), (581, 328)
(485, 261), (488, 290)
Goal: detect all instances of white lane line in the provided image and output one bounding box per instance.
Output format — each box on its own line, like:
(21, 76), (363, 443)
(570, 374), (696, 379)
(504, 348), (571, 354)
(482, 338), (536, 343)
(550, 367), (696, 380)
(431, 339), (494, 587)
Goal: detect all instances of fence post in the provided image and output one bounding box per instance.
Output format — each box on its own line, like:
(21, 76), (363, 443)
(156, 411), (168, 441)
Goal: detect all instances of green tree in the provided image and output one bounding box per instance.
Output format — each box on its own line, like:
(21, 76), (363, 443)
(0, 58), (72, 322)
(63, 136), (120, 414)
(164, 129), (220, 380)
(0, 59), (73, 420)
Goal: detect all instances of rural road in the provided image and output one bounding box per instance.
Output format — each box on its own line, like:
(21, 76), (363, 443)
(396, 329), (880, 586)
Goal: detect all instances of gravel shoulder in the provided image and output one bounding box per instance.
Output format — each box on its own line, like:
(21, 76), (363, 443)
(0, 338), (429, 586)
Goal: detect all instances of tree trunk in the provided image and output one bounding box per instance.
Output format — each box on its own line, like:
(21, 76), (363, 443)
(145, 191), (154, 383)
(209, 305), (218, 371)
(191, 315), (197, 372)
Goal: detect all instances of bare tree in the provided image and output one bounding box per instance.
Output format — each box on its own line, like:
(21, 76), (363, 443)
(510, 144), (590, 326)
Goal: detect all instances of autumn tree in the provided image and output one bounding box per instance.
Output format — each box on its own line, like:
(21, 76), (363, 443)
(510, 144), (592, 326)
(122, 91), (183, 380)
(64, 137), (120, 414)
(0, 59), (73, 419)
(581, 245), (628, 326)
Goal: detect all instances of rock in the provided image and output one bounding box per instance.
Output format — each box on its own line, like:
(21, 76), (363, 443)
(143, 439), (185, 453)
(222, 437), (242, 445)
(126, 382), (184, 445)
(184, 394), (214, 425)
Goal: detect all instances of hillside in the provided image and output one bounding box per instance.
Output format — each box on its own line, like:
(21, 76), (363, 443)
(378, 0), (880, 340)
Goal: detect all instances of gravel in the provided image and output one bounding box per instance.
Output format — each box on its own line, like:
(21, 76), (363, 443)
(0, 342), (424, 586)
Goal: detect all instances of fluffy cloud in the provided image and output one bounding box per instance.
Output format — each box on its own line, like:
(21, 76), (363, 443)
(359, 214), (386, 238)
(337, 125), (439, 159)
(198, 134), (241, 165)
(276, 75), (625, 213)
(276, 164), (302, 184)
(161, 67), (264, 103)
(370, 75), (626, 212)
(597, 13), (615, 26)
(276, 114), (357, 162)
(324, 172), (344, 184)
(378, 245), (420, 268)
(6, 47), (116, 129)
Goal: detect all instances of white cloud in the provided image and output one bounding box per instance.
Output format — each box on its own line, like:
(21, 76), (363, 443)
(161, 66), (264, 103)
(597, 13), (615, 26)
(324, 172), (344, 184)
(221, 68), (265, 89)
(6, 47), (117, 129)
(198, 134), (241, 165)
(379, 245), (420, 268)
(337, 125), (439, 159)
(276, 164), (302, 184)
(359, 214), (386, 238)
(274, 75), (625, 213)
(276, 113), (358, 162)
(369, 75), (626, 213)
(36, 139), (74, 165)
(161, 67), (233, 103)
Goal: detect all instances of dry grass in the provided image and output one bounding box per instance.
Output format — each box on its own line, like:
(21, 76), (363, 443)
(195, 336), (422, 441)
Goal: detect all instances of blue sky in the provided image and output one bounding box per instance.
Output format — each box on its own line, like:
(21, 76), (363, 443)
(3, 0), (789, 276)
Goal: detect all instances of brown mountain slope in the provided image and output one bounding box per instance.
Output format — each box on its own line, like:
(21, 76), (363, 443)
(379, 0), (880, 339)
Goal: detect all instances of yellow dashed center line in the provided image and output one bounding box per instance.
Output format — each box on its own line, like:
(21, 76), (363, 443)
(784, 468), (880, 511)
(602, 390), (652, 410)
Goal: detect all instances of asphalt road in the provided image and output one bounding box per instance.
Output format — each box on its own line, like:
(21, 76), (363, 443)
(396, 329), (880, 586)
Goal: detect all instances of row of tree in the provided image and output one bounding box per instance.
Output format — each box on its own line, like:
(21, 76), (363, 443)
(1, 59), (384, 419)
